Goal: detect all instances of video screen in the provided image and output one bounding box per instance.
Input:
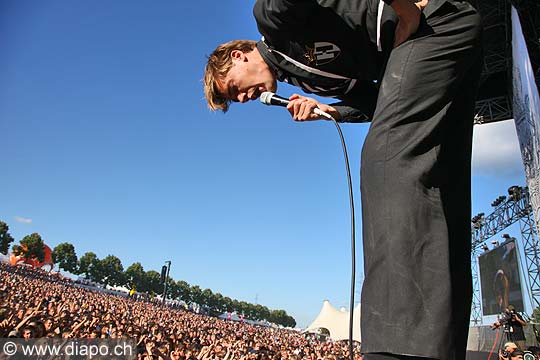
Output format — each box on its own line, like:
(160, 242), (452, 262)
(478, 239), (524, 315)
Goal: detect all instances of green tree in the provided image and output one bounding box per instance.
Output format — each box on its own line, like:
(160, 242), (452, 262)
(231, 299), (241, 314)
(283, 314), (296, 328)
(223, 297), (233, 312)
(52, 242), (78, 273)
(213, 293), (225, 313)
(167, 275), (178, 299)
(100, 255), (125, 286)
(78, 252), (97, 276)
(175, 280), (191, 302)
(168, 278), (179, 299)
(190, 285), (203, 305)
(244, 302), (257, 319)
(145, 270), (162, 294)
(268, 309), (296, 327)
(202, 288), (215, 308)
(237, 301), (249, 317)
(125, 262), (147, 290)
(254, 304), (270, 321)
(78, 252), (103, 282)
(0, 221), (15, 255)
(12, 233), (45, 262)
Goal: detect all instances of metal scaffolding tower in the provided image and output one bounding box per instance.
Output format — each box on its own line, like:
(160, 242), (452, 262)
(471, 246), (483, 324)
(454, 0), (540, 324)
(518, 200), (540, 306)
(470, 186), (540, 324)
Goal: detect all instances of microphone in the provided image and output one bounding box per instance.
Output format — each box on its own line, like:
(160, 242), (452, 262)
(260, 92), (290, 107)
(259, 92), (332, 119)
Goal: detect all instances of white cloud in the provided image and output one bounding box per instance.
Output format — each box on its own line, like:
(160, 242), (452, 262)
(472, 120), (524, 177)
(14, 216), (33, 224)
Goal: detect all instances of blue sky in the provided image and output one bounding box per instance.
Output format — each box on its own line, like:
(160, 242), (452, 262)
(0, 1), (529, 328)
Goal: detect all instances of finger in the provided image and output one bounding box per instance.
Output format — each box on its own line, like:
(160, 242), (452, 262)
(302, 103), (317, 120)
(287, 101), (297, 120)
(296, 102), (308, 120)
(289, 99), (305, 121)
(415, 0), (428, 10)
(286, 99), (296, 115)
(297, 103), (313, 121)
(295, 101), (311, 121)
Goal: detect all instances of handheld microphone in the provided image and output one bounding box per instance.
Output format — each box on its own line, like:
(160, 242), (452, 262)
(259, 91), (332, 119)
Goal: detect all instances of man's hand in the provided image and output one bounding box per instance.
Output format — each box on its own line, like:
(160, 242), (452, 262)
(391, 0), (429, 47)
(286, 94), (340, 121)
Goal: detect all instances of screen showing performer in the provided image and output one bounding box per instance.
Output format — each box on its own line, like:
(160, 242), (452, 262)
(479, 239), (524, 315)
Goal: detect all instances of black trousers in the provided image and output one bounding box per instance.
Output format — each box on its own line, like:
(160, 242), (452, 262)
(359, 1), (483, 359)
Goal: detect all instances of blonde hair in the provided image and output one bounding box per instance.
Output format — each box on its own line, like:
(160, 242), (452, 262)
(203, 40), (257, 112)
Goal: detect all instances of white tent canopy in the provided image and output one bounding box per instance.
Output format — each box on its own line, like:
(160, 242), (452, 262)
(305, 300), (361, 342)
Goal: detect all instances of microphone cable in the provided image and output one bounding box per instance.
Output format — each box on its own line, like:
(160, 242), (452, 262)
(317, 109), (357, 360)
(260, 94), (357, 360)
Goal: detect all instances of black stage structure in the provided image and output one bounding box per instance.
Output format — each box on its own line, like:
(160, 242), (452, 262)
(470, 0), (540, 124)
(466, 0), (540, 325)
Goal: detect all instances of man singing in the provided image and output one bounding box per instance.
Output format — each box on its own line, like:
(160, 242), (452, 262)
(203, 0), (483, 359)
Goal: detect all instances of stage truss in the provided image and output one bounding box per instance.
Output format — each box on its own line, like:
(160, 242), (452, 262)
(469, 0), (540, 124)
(466, 0), (540, 324)
(470, 186), (540, 324)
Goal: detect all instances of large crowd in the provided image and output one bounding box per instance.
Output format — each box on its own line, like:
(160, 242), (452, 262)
(0, 263), (361, 360)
